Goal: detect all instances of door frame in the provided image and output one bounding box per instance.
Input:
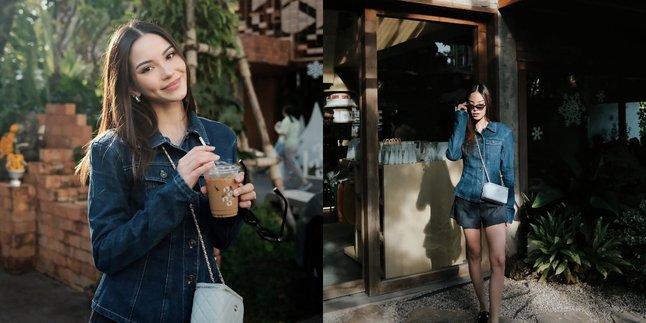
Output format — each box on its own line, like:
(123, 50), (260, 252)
(362, 9), (490, 296)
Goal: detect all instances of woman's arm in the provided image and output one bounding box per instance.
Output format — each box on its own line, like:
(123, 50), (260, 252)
(446, 109), (468, 161)
(88, 140), (198, 274)
(500, 127), (515, 223)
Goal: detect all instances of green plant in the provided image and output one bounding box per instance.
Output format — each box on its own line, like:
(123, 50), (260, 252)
(0, 1), (46, 133)
(0, 0), (134, 134)
(526, 211), (584, 283)
(516, 192), (542, 258)
(193, 81), (243, 134)
(612, 200), (646, 289)
(581, 217), (631, 280)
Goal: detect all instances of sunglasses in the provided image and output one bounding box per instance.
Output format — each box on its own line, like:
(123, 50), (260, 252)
(467, 103), (486, 111)
(238, 160), (289, 243)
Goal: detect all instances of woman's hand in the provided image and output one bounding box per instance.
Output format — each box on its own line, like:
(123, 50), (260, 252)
(176, 146), (220, 188)
(456, 101), (468, 112)
(233, 172), (256, 209)
(199, 171), (256, 209)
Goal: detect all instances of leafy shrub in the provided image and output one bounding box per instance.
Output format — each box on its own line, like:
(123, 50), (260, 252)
(611, 200), (646, 289)
(526, 211), (585, 283)
(581, 217), (631, 281)
(526, 207), (632, 285)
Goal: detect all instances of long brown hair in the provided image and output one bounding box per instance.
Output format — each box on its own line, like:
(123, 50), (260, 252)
(76, 20), (197, 185)
(462, 83), (497, 156)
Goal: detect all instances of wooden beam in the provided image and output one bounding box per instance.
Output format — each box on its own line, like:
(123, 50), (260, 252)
(498, 0), (528, 9)
(361, 8), (381, 297)
(323, 279), (365, 300)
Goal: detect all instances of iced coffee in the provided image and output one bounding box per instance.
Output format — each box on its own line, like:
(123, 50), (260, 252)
(204, 161), (240, 217)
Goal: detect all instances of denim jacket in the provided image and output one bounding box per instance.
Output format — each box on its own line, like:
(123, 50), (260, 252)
(446, 110), (515, 223)
(88, 111), (244, 323)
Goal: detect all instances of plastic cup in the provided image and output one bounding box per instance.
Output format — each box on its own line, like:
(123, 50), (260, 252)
(204, 161), (240, 218)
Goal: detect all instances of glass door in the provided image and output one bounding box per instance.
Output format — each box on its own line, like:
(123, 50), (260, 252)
(368, 12), (488, 294)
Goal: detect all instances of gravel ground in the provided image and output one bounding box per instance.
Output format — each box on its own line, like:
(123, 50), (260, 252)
(324, 278), (646, 322)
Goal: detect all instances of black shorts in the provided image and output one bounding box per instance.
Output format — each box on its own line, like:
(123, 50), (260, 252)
(89, 310), (117, 323)
(450, 196), (506, 229)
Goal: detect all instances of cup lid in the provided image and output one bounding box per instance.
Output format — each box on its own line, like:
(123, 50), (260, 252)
(208, 161), (240, 173)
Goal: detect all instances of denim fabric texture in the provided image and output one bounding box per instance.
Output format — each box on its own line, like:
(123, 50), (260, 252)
(446, 110), (515, 223)
(87, 110), (244, 323)
(451, 196), (508, 229)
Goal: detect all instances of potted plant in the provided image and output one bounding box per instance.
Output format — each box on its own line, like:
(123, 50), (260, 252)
(0, 123), (28, 186)
(6, 151), (26, 187)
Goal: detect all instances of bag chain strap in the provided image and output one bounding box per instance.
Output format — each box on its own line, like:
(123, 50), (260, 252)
(475, 132), (507, 186)
(161, 145), (224, 285)
(474, 134), (492, 183)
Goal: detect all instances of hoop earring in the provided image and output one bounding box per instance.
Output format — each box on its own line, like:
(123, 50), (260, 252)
(134, 95), (141, 103)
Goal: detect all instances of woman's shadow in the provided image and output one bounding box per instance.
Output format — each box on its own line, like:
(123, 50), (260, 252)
(416, 159), (463, 270)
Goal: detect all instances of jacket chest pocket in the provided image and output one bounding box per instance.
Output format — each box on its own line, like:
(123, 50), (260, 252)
(484, 139), (502, 162)
(143, 164), (175, 193)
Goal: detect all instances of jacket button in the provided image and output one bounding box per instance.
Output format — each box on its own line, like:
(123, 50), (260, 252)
(188, 274), (195, 284)
(189, 239), (196, 248)
(160, 170), (168, 178)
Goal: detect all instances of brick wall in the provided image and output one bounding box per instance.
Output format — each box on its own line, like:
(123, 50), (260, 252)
(36, 104), (92, 149)
(0, 103), (100, 293)
(0, 184), (37, 274)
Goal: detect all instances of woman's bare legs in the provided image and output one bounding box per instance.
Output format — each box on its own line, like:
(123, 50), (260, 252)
(463, 228), (487, 312)
(484, 223), (507, 323)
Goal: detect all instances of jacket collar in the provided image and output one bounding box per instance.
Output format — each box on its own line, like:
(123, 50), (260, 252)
(148, 110), (208, 148)
(484, 121), (498, 133)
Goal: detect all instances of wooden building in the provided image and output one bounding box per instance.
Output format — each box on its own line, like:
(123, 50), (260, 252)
(237, 0), (323, 149)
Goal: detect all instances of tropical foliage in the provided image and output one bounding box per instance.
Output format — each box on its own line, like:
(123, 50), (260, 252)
(611, 200), (646, 289)
(526, 210), (584, 283)
(524, 137), (646, 286)
(525, 208), (631, 284)
(581, 217), (631, 281)
(0, 0), (135, 133)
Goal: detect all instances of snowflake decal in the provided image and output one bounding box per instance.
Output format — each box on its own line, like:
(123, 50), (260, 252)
(558, 93), (585, 126)
(595, 90), (606, 103)
(532, 126), (543, 141)
(306, 60), (323, 79)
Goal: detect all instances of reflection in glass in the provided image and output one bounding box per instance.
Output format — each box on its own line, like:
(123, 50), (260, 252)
(377, 17), (475, 142)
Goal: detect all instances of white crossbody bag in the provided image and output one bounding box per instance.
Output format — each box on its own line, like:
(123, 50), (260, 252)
(188, 203), (244, 323)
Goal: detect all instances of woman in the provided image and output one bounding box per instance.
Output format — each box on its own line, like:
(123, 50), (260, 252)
(446, 84), (515, 323)
(76, 20), (256, 322)
(274, 104), (312, 191)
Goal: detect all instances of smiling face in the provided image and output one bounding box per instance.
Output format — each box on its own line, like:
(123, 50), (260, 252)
(467, 91), (487, 122)
(129, 33), (187, 107)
